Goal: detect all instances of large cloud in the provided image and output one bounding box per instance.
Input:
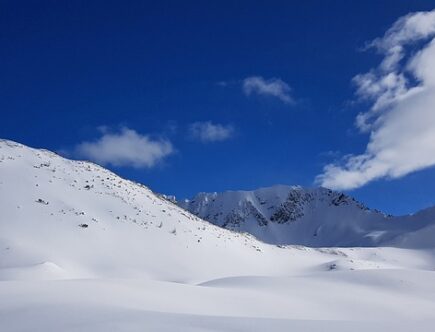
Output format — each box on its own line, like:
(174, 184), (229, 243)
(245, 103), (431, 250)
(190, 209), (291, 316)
(75, 127), (173, 168)
(189, 121), (234, 143)
(242, 76), (294, 104)
(317, 10), (435, 190)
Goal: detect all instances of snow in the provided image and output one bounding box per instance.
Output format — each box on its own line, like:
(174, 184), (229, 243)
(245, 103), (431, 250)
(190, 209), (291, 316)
(1, 139), (435, 331)
(2, 269), (435, 331)
(180, 185), (435, 247)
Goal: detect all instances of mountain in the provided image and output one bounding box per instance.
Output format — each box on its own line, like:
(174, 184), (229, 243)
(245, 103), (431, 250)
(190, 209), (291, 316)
(179, 185), (435, 247)
(2, 139), (435, 332)
(0, 139), (282, 282)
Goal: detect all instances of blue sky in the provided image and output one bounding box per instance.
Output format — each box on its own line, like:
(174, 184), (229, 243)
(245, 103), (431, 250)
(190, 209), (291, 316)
(2, 1), (435, 215)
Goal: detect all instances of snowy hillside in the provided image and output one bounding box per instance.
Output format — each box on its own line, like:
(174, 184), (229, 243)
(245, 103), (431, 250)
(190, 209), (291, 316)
(1, 139), (435, 331)
(180, 185), (435, 247)
(0, 139), (278, 282)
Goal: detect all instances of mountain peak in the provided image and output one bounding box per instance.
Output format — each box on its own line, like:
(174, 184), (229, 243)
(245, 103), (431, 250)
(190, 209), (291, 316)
(179, 185), (434, 247)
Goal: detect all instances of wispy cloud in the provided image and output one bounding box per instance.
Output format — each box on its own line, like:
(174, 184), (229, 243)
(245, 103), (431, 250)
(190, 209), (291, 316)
(317, 10), (435, 190)
(75, 127), (173, 168)
(189, 121), (234, 143)
(242, 76), (294, 104)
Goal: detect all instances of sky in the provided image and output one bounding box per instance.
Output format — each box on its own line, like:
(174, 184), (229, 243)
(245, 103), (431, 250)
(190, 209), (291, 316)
(1, 0), (435, 215)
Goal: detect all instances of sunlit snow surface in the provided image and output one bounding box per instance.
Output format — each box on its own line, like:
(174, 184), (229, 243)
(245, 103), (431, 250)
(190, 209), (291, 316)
(1, 139), (435, 331)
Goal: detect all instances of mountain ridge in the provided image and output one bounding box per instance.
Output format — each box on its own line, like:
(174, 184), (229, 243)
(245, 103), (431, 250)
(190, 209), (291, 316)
(179, 184), (435, 247)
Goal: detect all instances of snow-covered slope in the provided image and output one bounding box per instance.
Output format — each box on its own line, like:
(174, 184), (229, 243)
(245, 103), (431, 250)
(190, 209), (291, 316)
(0, 139), (284, 282)
(2, 139), (435, 331)
(179, 185), (435, 247)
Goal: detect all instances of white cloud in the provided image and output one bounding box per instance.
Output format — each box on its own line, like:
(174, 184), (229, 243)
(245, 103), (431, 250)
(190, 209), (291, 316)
(317, 10), (435, 190)
(189, 121), (234, 143)
(75, 127), (173, 168)
(242, 76), (294, 104)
